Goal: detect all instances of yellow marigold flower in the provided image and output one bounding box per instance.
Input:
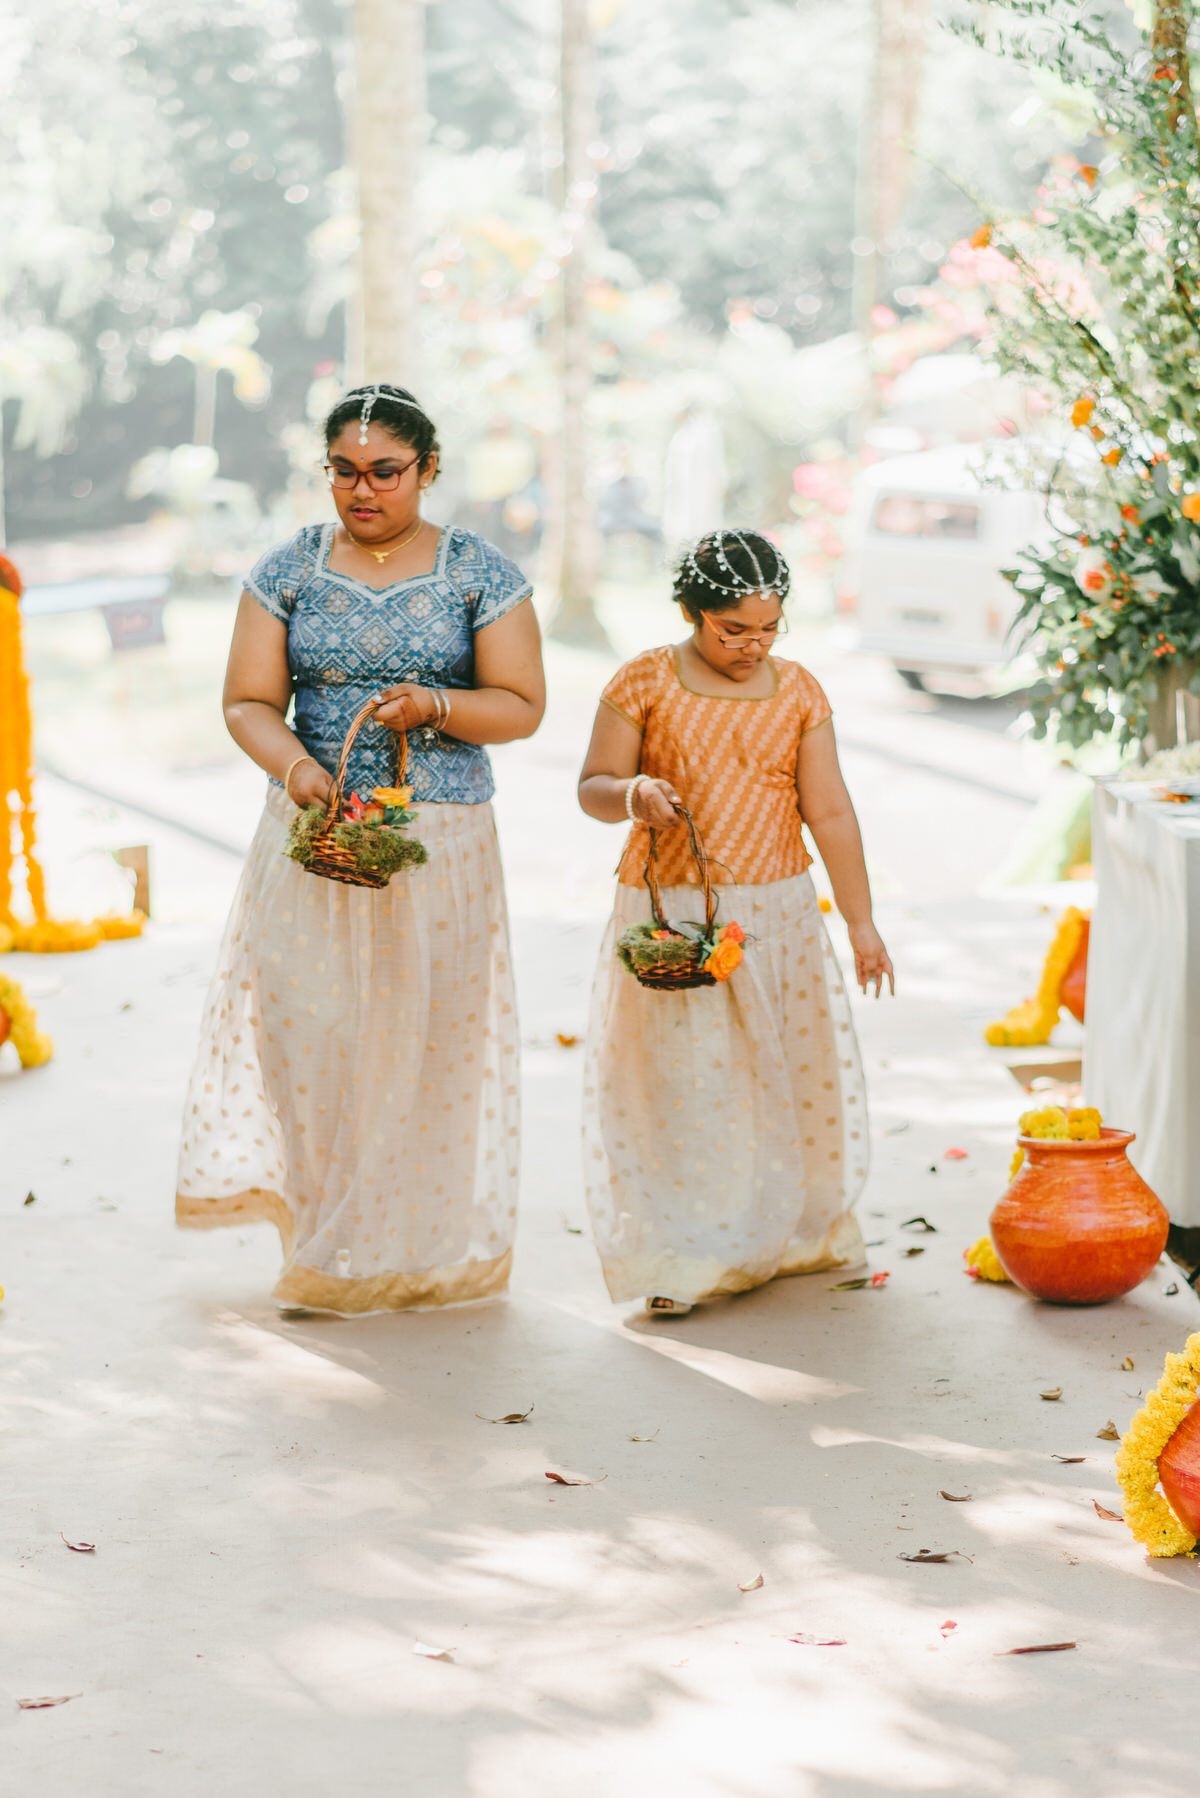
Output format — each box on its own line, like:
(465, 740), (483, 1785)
(965, 1235), (1011, 1283)
(1009, 1146), (1024, 1180)
(0, 972), (54, 1068)
(984, 908), (1088, 1047)
(96, 911), (146, 941)
(1066, 1107), (1102, 1140)
(372, 786), (413, 808)
(1019, 1104), (1070, 1139)
(1071, 396), (1095, 428)
(1115, 1333), (1200, 1557)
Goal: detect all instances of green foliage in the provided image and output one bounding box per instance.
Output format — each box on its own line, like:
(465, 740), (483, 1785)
(962, 0), (1200, 745)
(616, 921), (708, 977)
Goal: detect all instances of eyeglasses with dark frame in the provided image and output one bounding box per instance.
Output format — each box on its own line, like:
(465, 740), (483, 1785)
(324, 454), (421, 492)
(698, 607), (789, 648)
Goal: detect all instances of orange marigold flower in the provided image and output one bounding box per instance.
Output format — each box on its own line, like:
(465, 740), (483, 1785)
(704, 937), (744, 982)
(1079, 164), (1098, 186)
(1082, 570), (1108, 592)
(1089, 425), (1105, 441)
(1182, 493), (1200, 521)
(1102, 448), (1121, 466)
(970, 224), (993, 249)
(1071, 397), (1095, 428)
(1121, 505), (1140, 522)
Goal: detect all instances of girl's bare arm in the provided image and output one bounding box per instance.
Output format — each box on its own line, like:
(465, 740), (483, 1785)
(796, 719), (894, 996)
(578, 703), (680, 827)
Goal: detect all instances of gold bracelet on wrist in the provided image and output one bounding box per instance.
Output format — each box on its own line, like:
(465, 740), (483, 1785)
(283, 753), (317, 802)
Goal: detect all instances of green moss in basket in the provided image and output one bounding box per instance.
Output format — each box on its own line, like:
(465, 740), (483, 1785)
(286, 804), (330, 866)
(331, 819), (429, 877)
(617, 921), (709, 977)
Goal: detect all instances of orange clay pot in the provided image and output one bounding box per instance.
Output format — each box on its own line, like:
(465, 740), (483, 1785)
(1059, 918), (1089, 1024)
(1158, 1401), (1200, 1538)
(989, 1128), (1168, 1305)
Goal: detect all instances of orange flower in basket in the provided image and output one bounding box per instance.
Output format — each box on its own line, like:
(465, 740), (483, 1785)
(373, 786), (413, 807)
(719, 921), (746, 946)
(705, 937), (744, 982)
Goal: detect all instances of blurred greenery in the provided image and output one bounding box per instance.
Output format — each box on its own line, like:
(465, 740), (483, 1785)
(1, 0), (1067, 553)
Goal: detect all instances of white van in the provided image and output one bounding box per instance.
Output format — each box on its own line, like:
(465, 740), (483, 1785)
(834, 444), (1046, 690)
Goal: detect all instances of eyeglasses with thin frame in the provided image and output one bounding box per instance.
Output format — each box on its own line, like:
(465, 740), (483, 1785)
(324, 454), (421, 492)
(698, 607), (789, 649)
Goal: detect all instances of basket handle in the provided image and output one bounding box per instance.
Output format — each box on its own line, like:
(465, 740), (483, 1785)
(326, 698), (408, 821)
(643, 803), (717, 939)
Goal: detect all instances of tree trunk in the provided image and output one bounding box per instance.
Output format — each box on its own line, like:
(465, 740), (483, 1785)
(851, 0), (929, 443)
(351, 0), (425, 384)
(546, 0), (608, 649)
(1152, 0), (1193, 129)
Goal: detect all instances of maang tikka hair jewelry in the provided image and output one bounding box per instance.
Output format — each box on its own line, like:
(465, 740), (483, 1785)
(683, 529), (791, 600)
(358, 384), (381, 446)
(353, 384), (428, 446)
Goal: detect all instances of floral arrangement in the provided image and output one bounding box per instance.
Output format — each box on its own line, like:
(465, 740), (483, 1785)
(617, 918), (745, 984)
(1009, 1103), (1102, 1179)
(0, 970), (53, 1067)
(286, 785), (428, 881)
(1115, 1332), (1200, 1558)
(984, 906), (1089, 1047)
(955, 1), (1200, 750)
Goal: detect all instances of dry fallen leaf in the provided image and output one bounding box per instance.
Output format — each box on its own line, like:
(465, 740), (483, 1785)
(1040, 1387), (1064, 1402)
(789, 1633), (847, 1647)
(411, 1642), (454, 1661)
(903, 1246), (926, 1258)
(17, 1694), (81, 1710)
(998, 1642), (1077, 1656)
(1120, 1356), (1134, 1371)
(59, 1534), (95, 1553)
(898, 1550), (972, 1564)
(1096, 1421), (1121, 1441)
(23, 1190), (36, 1205)
(475, 1406), (534, 1424)
(545, 1470), (606, 1486)
(1164, 1283), (1180, 1296)
(938, 1491), (972, 1503)
(737, 1573), (764, 1592)
(901, 1215), (938, 1233)
(1052, 1454), (1087, 1464)
(1092, 1500), (1124, 1522)
(555, 1033), (579, 1048)
(629, 1429), (659, 1443)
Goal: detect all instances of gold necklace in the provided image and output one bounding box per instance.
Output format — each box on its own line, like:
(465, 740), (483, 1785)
(348, 515), (423, 565)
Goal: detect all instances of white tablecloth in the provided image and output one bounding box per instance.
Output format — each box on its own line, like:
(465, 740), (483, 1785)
(1085, 782), (1200, 1224)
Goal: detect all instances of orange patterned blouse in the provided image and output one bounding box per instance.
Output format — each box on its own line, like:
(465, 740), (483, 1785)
(600, 645), (833, 888)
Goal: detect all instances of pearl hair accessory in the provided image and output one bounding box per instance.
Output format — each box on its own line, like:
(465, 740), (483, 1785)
(351, 383), (429, 446)
(683, 529), (791, 600)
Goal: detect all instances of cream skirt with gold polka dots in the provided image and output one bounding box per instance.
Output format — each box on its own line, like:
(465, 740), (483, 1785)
(176, 785), (520, 1313)
(583, 870), (867, 1305)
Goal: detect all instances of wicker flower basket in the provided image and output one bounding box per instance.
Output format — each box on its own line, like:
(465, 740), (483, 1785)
(616, 806), (736, 991)
(285, 698), (427, 889)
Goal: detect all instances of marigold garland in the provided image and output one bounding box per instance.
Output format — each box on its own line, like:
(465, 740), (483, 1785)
(984, 907), (1089, 1048)
(0, 557), (143, 954)
(0, 970), (53, 1067)
(964, 1236), (1011, 1282)
(1115, 1333), (1200, 1558)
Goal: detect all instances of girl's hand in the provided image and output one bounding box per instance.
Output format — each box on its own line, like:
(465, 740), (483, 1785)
(847, 921), (895, 998)
(632, 777), (683, 830)
(372, 683), (438, 733)
(289, 759), (335, 808)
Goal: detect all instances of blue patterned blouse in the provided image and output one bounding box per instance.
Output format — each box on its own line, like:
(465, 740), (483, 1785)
(246, 524), (533, 804)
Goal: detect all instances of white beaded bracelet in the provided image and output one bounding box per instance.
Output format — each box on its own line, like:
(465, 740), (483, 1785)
(624, 774), (650, 821)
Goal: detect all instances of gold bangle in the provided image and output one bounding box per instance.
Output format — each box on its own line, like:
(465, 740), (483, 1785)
(283, 753), (316, 802)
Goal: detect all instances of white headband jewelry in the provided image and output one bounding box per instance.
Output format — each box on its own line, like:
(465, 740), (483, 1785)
(354, 385), (428, 445)
(684, 529), (790, 599)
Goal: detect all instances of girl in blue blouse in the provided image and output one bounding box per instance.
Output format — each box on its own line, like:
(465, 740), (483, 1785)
(176, 384), (545, 1314)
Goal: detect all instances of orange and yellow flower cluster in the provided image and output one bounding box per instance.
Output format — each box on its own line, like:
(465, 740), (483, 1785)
(704, 920), (745, 982)
(984, 907), (1089, 1048)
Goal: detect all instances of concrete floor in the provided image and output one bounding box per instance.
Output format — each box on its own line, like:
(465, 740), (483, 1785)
(3, 623), (1196, 1796)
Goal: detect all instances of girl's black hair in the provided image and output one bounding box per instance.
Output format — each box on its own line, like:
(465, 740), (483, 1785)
(672, 529), (791, 620)
(323, 383), (441, 479)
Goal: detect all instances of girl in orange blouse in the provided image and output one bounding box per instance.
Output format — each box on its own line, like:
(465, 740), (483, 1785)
(578, 530), (893, 1315)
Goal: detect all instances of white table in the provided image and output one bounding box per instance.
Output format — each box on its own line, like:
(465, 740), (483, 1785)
(1086, 781), (1200, 1224)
